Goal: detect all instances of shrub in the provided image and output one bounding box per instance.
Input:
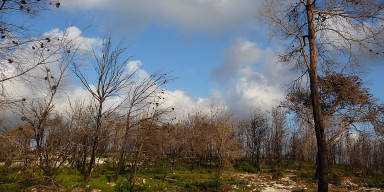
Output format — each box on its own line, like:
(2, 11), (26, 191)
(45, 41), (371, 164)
(234, 161), (258, 173)
(329, 172), (342, 185)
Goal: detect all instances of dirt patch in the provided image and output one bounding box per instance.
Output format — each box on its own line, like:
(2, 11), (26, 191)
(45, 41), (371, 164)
(233, 172), (309, 191)
(232, 172), (383, 192)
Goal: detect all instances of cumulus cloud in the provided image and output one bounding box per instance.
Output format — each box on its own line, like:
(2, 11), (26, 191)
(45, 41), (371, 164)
(1, 27), (99, 112)
(44, 26), (102, 52)
(36, 33), (297, 119)
(212, 38), (262, 84)
(61, 0), (261, 32)
(126, 60), (150, 81)
(161, 90), (211, 118)
(1, 28), (298, 122)
(129, 37), (297, 118)
(0, 26), (102, 125)
(2, 26), (101, 100)
(211, 37), (297, 115)
(316, 16), (384, 72)
(4, 26), (211, 120)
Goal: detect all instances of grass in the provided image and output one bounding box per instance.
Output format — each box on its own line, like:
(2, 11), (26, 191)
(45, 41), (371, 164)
(55, 169), (84, 187)
(357, 171), (384, 188)
(234, 160), (259, 173)
(1, 159), (384, 191)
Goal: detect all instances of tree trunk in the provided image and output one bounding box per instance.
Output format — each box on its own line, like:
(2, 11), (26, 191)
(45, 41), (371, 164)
(81, 138), (87, 174)
(130, 142), (144, 192)
(114, 149), (125, 181)
(306, 1), (329, 191)
(256, 146), (261, 171)
(85, 138), (98, 184)
(85, 103), (103, 184)
(115, 108), (133, 181)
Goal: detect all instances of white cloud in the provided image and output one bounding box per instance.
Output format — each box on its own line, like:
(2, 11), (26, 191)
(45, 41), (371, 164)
(1, 27), (298, 122)
(62, 0), (107, 9)
(235, 73), (284, 109)
(211, 37), (297, 114)
(1, 27), (101, 115)
(126, 60), (150, 81)
(2, 26), (100, 98)
(44, 26), (102, 52)
(62, 0), (261, 32)
(212, 38), (262, 84)
(54, 85), (93, 112)
(162, 89), (212, 118)
(26, 33), (296, 119)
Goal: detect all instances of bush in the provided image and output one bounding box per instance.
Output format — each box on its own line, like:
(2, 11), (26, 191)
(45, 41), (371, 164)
(270, 166), (283, 180)
(114, 183), (130, 192)
(329, 172), (342, 185)
(234, 161), (258, 173)
(198, 179), (223, 191)
(185, 178), (223, 191)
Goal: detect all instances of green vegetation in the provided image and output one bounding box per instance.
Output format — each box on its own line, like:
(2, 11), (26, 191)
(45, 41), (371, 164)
(234, 161), (259, 173)
(1, 159), (383, 191)
(0, 162), (247, 191)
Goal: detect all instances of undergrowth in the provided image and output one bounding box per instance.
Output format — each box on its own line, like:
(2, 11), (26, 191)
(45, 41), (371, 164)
(0, 159), (383, 191)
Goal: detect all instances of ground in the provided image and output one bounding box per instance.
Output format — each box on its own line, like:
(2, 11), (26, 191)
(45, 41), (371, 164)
(1, 160), (383, 191)
(231, 171), (382, 192)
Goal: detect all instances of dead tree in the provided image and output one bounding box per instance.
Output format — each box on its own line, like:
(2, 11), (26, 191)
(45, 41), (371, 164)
(0, 0), (61, 84)
(262, 0), (384, 190)
(270, 107), (287, 167)
(113, 71), (169, 181)
(13, 29), (81, 184)
(247, 109), (267, 171)
(73, 32), (137, 184)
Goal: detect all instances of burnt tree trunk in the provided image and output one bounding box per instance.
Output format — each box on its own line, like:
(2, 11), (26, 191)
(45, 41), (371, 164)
(306, 1), (329, 191)
(85, 100), (104, 184)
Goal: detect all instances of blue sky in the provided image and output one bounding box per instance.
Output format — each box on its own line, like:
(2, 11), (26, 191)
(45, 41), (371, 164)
(9, 0), (384, 117)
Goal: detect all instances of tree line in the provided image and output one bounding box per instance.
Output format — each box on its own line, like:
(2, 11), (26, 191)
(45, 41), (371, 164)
(1, 84), (383, 189)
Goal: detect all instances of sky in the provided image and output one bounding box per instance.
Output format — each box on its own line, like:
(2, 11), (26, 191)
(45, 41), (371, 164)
(7, 0), (384, 118)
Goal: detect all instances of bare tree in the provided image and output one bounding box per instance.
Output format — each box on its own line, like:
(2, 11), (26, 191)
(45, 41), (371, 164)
(189, 111), (213, 167)
(113, 71), (169, 181)
(209, 106), (242, 170)
(0, 0), (61, 85)
(65, 100), (95, 173)
(128, 116), (160, 192)
(262, 0), (384, 190)
(9, 30), (82, 184)
(72, 32), (134, 184)
(246, 109), (268, 171)
(269, 107), (287, 167)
